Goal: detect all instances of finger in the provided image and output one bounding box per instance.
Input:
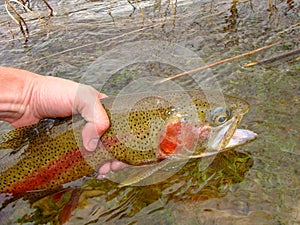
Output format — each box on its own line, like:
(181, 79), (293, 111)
(97, 160), (129, 180)
(83, 101), (110, 151)
(82, 122), (101, 151)
(76, 85), (110, 151)
(111, 161), (128, 171)
(97, 162), (112, 179)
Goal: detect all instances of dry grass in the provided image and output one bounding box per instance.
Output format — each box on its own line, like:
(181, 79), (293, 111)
(4, 0), (53, 41)
(2, 0), (296, 42)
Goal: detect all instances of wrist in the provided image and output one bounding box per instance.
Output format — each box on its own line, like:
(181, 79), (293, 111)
(0, 66), (41, 126)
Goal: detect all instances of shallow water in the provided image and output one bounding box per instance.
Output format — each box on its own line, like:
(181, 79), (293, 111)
(0, 0), (299, 224)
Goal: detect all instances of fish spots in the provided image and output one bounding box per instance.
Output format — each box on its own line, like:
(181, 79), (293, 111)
(195, 102), (208, 108)
(103, 96), (174, 164)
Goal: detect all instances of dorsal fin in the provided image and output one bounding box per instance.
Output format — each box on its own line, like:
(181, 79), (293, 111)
(0, 119), (57, 151)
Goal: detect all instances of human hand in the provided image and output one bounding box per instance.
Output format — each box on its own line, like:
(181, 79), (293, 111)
(33, 76), (111, 152)
(0, 67), (109, 151)
(32, 76), (128, 177)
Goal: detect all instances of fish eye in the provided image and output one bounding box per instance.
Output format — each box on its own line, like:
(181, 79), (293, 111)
(210, 107), (231, 125)
(217, 116), (227, 123)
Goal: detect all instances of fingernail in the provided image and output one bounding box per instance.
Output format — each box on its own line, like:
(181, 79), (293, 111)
(97, 174), (106, 179)
(87, 138), (99, 151)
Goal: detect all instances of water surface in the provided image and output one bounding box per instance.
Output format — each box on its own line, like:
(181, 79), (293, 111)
(0, 0), (299, 224)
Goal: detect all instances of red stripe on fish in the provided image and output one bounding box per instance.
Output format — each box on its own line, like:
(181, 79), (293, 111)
(3, 148), (84, 195)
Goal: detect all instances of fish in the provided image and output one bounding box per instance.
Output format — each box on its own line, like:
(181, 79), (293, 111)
(0, 90), (256, 194)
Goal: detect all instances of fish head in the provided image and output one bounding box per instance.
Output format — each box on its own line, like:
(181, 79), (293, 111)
(206, 94), (256, 151)
(158, 91), (256, 159)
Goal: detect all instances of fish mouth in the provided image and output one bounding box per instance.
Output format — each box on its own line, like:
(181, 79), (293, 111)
(225, 129), (257, 148)
(208, 115), (257, 151)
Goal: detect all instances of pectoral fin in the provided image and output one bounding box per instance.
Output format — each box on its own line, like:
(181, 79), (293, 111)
(102, 157), (185, 188)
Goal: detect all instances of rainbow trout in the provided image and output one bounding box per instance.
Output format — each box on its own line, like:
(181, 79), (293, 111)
(0, 90), (256, 194)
